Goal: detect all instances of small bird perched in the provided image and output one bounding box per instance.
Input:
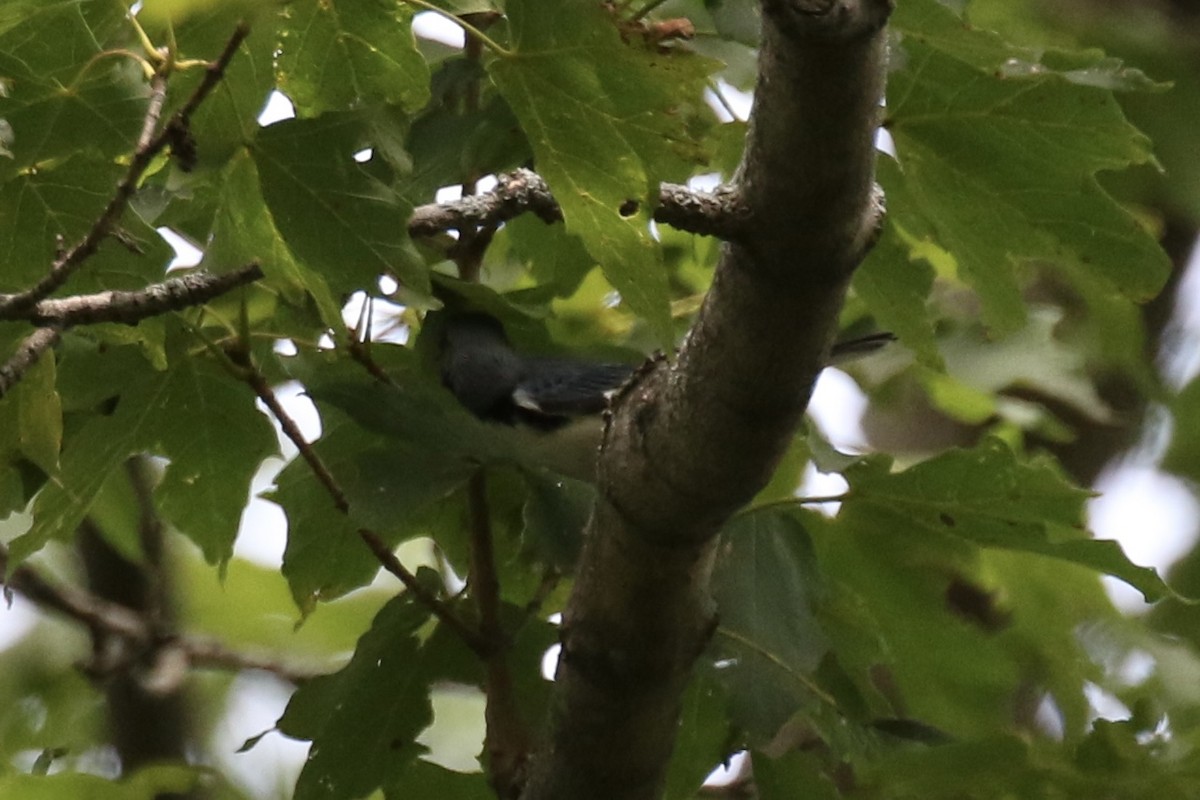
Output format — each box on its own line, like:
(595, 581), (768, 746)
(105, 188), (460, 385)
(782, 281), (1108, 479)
(440, 313), (635, 428)
(439, 312), (894, 479)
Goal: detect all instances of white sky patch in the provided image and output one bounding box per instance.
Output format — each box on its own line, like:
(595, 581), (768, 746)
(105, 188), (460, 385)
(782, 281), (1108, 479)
(703, 751), (747, 788)
(1091, 463), (1200, 613)
(158, 227), (202, 270)
(258, 91), (296, 126)
(709, 79), (752, 122)
(212, 673), (308, 799)
(1160, 236), (1200, 389)
(436, 184), (464, 204)
(233, 458), (291, 566)
(413, 11), (466, 48)
(876, 125), (896, 157)
(476, 173), (499, 193)
(688, 173), (722, 192)
(0, 596), (38, 652)
(808, 367), (870, 452)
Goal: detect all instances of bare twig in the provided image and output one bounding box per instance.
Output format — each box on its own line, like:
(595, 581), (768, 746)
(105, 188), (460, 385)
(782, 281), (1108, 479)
(406, 168), (749, 242)
(238, 361), (489, 654)
(469, 471), (532, 798)
(408, 169), (562, 237)
(468, 472), (505, 654)
(172, 23), (252, 126)
(653, 182), (749, 240)
(181, 636), (327, 684)
(0, 23), (250, 317)
(243, 370), (350, 513)
(357, 528), (490, 653)
(0, 264), (262, 401)
(1, 542), (324, 685)
(1, 544), (148, 641)
(0, 264), (265, 327)
(0, 327), (62, 400)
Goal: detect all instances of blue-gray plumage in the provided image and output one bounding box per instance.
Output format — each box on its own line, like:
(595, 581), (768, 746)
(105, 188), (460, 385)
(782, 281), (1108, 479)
(439, 312), (894, 479)
(441, 313), (634, 429)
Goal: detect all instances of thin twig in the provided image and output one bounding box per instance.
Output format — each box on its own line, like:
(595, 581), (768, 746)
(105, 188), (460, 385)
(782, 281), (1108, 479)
(0, 264), (265, 327)
(469, 470), (533, 798)
(468, 472), (504, 653)
(357, 528), (490, 654)
(243, 370), (350, 514)
(0, 23), (250, 317)
(1, 542), (323, 684)
(406, 168), (749, 241)
(182, 636), (327, 684)
(0, 266), (262, 400)
(125, 457), (170, 630)
(1, 544), (148, 641)
(173, 23), (251, 124)
(0, 327), (62, 400)
(408, 168), (562, 237)
(237, 360), (489, 654)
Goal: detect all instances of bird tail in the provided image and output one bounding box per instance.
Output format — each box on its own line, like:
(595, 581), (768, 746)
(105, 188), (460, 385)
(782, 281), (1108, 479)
(828, 332), (897, 365)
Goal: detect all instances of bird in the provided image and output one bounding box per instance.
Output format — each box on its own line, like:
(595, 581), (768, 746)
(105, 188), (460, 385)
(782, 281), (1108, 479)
(438, 312), (894, 480)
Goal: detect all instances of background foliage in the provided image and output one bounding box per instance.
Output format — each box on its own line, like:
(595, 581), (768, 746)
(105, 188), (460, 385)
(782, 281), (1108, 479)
(2, 0), (1200, 797)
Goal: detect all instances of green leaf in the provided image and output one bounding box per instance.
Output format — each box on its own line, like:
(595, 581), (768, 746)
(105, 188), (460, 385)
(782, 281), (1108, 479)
(11, 340), (276, 566)
(273, 426), (376, 613)
(917, 307), (1117, 430)
(152, 355), (278, 563)
(384, 761), (493, 800)
(280, 594), (432, 800)
(14, 352), (62, 477)
(521, 470), (592, 568)
(893, 0), (1165, 91)
(0, 766), (197, 800)
(663, 669), (733, 800)
(1164, 375), (1200, 485)
(842, 439), (1169, 601)
(404, 90), (530, 204)
(277, 0), (430, 117)
(0, 1), (146, 184)
(866, 734), (1038, 795)
(202, 150), (344, 329)
(852, 211), (940, 368)
(886, 0), (1169, 331)
(712, 510), (830, 740)
(506, 213), (596, 299)
(754, 750), (840, 800)
(489, 0), (716, 342)
(160, 6), (277, 171)
(253, 114), (428, 297)
(0, 157), (173, 294)
(179, 550), (388, 658)
(272, 405), (468, 611)
(279, 593), (477, 800)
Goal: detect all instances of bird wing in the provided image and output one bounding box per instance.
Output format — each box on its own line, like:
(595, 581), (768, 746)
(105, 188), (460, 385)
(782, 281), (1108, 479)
(513, 360), (635, 418)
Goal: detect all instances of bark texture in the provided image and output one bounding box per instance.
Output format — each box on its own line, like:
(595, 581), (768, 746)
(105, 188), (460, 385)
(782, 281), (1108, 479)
(520, 3), (893, 798)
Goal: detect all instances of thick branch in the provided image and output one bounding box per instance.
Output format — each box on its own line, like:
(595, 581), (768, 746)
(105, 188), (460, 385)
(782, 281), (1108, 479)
(522, 2), (892, 798)
(407, 168), (748, 240)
